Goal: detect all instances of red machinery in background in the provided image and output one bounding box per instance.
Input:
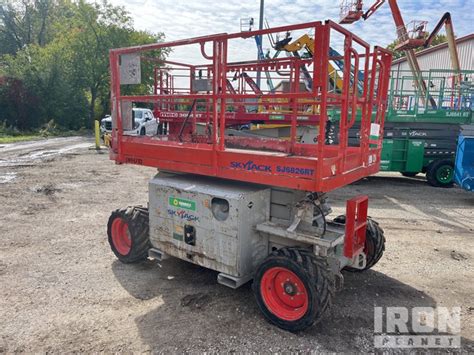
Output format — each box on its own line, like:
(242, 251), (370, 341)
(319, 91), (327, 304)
(339, 0), (462, 108)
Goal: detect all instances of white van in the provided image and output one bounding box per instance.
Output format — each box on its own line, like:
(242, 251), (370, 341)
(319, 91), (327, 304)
(100, 108), (159, 137)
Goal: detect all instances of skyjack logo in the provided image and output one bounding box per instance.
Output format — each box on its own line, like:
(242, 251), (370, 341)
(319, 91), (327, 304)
(230, 161), (272, 172)
(409, 131), (427, 137)
(167, 209), (199, 222)
(230, 161), (314, 176)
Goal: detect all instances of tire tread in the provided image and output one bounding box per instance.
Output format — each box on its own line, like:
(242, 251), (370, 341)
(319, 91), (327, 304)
(254, 246), (335, 331)
(107, 206), (151, 263)
(426, 159), (454, 188)
(334, 216), (385, 272)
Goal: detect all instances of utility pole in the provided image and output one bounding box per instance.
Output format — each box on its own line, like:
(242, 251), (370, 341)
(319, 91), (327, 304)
(255, 0), (264, 89)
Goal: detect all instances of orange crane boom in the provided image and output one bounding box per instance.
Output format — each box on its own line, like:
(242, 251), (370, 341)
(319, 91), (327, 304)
(339, 0), (461, 109)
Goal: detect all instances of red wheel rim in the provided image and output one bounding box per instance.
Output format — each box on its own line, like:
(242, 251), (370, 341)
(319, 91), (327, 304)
(260, 266), (309, 321)
(111, 218), (131, 255)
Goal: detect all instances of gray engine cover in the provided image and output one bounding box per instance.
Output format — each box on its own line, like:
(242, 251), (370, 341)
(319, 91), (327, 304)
(149, 173), (271, 278)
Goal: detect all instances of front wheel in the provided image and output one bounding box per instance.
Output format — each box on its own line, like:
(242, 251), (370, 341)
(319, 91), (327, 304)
(253, 247), (334, 332)
(426, 159), (454, 188)
(107, 206), (151, 263)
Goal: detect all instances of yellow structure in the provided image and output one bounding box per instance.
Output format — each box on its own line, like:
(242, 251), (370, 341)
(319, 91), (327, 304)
(282, 34), (344, 92)
(94, 120), (101, 150)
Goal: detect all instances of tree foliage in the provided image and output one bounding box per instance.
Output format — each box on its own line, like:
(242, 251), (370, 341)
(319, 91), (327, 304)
(0, 0), (165, 131)
(0, 0), (67, 54)
(387, 34), (448, 59)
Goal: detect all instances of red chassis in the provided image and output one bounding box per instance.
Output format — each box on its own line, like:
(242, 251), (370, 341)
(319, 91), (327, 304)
(108, 20), (392, 193)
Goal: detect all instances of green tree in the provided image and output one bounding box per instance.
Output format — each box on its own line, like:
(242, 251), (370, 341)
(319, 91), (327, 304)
(2, 34), (88, 129)
(387, 34), (448, 59)
(0, 0), (73, 54)
(0, 0), (166, 131)
(69, 0), (164, 126)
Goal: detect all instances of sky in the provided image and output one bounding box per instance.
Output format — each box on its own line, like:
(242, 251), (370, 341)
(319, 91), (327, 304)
(106, 0), (473, 82)
(107, 0), (473, 44)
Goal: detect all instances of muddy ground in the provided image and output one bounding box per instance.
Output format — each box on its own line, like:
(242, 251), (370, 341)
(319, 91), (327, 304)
(0, 136), (473, 352)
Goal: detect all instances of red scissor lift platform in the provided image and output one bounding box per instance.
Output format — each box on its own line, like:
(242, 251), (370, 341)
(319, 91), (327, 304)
(109, 20), (391, 193)
(106, 20), (393, 332)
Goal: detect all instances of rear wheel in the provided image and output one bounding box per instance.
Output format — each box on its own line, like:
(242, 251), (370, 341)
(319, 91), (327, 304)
(140, 127), (146, 136)
(107, 206), (150, 263)
(426, 159), (454, 188)
(333, 216), (385, 272)
(253, 247), (334, 332)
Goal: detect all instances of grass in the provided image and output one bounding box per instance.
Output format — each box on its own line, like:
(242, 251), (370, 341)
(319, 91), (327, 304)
(0, 130), (92, 144)
(0, 134), (44, 144)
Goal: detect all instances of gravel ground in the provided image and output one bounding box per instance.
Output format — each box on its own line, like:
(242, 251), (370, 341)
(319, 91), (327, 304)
(0, 137), (473, 352)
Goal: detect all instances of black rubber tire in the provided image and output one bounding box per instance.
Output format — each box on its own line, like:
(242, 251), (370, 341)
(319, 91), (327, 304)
(107, 206), (151, 263)
(333, 215), (385, 272)
(401, 172), (418, 177)
(140, 127), (146, 136)
(426, 159), (454, 188)
(253, 247), (335, 332)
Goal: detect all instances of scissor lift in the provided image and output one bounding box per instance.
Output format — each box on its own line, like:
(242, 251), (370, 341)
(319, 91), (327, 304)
(106, 20), (392, 331)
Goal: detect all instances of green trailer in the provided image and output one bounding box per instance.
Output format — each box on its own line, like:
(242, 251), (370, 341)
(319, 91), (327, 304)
(380, 138), (424, 174)
(378, 126), (458, 187)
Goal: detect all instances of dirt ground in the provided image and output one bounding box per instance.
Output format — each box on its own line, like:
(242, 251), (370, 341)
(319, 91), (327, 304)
(0, 136), (473, 352)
